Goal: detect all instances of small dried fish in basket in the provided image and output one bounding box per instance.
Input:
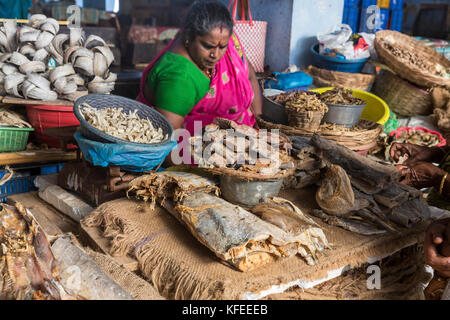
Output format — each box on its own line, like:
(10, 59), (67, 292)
(80, 103), (168, 144)
(319, 88), (365, 105)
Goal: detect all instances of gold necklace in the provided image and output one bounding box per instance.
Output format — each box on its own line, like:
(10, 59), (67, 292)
(205, 68), (213, 80)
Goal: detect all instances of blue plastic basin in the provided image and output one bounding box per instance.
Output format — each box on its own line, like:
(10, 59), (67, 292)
(310, 44), (369, 73)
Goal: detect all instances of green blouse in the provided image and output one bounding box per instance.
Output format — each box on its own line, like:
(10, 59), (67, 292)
(146, 52), (210, 117)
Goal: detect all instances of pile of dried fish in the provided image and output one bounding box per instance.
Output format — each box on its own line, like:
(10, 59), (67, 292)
(190, 118), (294, 176)
(0, 202), (81, 300)
(309, 134), (430, 235)
(391, 129), (442, 148)
(80, 103), (168, 144)
(0, 107), (32, 128)
(283, 91), (328, 113)
(382, 42), (450, 78)
(0, 14), (116, 102)
(319, 88), (365, 105)
(127, 171), (330, 271)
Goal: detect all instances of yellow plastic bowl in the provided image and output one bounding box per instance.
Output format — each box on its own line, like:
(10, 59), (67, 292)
(309, 87), (390, 126)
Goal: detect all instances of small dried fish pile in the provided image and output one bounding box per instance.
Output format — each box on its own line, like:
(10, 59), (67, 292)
(382, 42), (450, 78)
(310, 134), (430, 235)
(392, 129), (441, 148)
(0, 107), (32, 128)
(190, 118), (294, 177)
(0, 14), (116, 102)
(80, 103), (168, 144)
(283, 91), (328, 113)
(431, 87), (450, 134)
(0, 203), (80, 300)
(319, 88), (365, 105)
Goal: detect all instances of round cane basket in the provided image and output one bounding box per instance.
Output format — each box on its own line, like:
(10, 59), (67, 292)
(256, 115), (382, 151)
(305, 65), (376, 91)
(374, 30), (450, 89)
(372, 70), (433, 117)
(285, 106), (324, 133)
(73, 94), (173, 146)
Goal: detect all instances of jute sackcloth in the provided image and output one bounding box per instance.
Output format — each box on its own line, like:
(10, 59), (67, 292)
(82, 187), (428, 300)
(86, 248), (166, 300)
(263, 244), (431, 300)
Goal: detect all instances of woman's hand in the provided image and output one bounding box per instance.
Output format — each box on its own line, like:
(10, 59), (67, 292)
(390, 143), (448, 165)
(424, 218), (450, 277)
(390, 143), (435, 165)
(399, 161), (446, 189)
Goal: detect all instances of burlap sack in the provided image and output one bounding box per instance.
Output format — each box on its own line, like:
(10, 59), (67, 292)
(86, 249), (165, 300)
(82, 188), (427, 300)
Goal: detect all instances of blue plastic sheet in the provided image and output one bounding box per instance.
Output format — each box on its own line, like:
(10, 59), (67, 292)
(74, 131), (177, 172)
(264, 71), (313, 91)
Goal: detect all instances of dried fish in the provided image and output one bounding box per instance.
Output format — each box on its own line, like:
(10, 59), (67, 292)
(80, 103), (168, 144)
(381, 41), (450, 77)
(319, 88), (365, 105)
(311, 209), (386, 236)
(0, 202), (81, 299)
(190, 118), (294, 176)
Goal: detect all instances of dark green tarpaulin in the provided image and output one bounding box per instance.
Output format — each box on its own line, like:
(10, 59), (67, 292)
(0, 0), (32, 19)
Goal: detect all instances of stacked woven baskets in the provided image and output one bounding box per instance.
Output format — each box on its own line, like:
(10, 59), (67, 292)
(373, 30), (450, 117)
(305, 65), (376, 91)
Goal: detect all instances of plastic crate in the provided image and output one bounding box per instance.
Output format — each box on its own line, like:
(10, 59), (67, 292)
(342, 6), (360, 33)
(40, 163), (65, 175)
(361, 0), (376, 7)
(360, 6), (389, 33)
(377, 0), (390, 9)
(390, 0), (403, 10)
(0, 127), (34, 153)
(344, 0), (361, 7)
(390, 9), (403, 32)
(0, 171), (37, 203)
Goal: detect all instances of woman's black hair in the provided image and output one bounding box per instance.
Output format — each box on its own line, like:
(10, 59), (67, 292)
(183, 0), (234, 42)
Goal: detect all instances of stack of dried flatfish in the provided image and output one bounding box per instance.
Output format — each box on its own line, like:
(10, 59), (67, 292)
(310, 134), (430, 235)
(0, 14), (116, 102)
(127, 171), (330, 271)
(80, 103), (168, 144)
(283, 136), (324, 189)
(0, 202), (82, 300)
(319, 87), (365, 105)
(190, 118), (294, 177)
(0, 107), (32, 128)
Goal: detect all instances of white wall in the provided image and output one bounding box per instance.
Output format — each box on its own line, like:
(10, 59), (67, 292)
(289, 0), (344, 68)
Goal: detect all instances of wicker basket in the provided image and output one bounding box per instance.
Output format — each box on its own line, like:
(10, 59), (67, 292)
(285, 106), (324, 133)
(256, 115), (382, 151)
(372, 69), (432, 117)
(73, 94), (173, 146)
(374, 30), (450, 89)
(305, 65), (376, 91)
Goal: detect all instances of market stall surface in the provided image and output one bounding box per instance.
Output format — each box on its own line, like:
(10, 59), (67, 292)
(78, 186), (427, 300)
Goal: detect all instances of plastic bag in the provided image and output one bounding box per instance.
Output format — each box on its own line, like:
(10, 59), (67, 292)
(74, 131), (177, 172)
(264, 71), (313, 91)
(317, 24), (371, 60)
(317, 24), (353, 53)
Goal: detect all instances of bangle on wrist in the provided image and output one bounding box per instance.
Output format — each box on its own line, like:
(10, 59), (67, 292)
(439, 172), (448, 196)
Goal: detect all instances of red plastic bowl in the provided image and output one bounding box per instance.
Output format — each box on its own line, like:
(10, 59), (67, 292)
(389, 126), (447, 147)
(26, 105), (80, 148)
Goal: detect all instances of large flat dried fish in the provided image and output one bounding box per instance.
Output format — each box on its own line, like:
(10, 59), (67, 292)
(311, 134), (400, 194)
(164, 192), (329, 271)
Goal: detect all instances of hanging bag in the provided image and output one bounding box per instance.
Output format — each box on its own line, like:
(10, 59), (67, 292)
(229, 0), (267, 73)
